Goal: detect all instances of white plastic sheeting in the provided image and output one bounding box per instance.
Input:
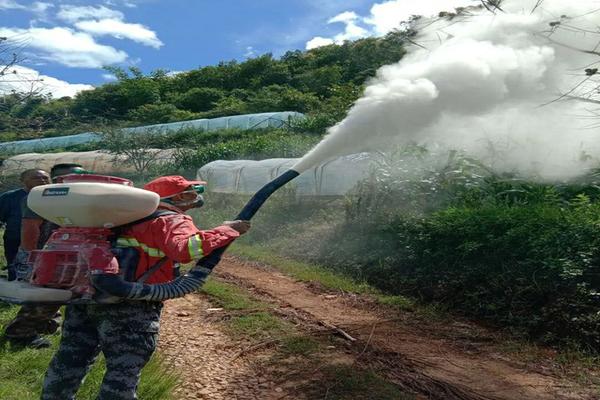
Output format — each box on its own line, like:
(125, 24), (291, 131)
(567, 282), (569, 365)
(0, 132), (100, 155)
(0, 149), (174, 176)
(0, 112), (304, 155)
(197, 154), (374, 196)
(122, 111), (303, 135)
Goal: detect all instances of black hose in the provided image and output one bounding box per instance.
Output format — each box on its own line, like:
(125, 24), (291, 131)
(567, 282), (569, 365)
(92, 169), (300, 302)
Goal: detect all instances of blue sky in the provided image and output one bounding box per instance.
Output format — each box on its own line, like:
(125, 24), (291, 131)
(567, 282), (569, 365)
(0, 0), (472, 97)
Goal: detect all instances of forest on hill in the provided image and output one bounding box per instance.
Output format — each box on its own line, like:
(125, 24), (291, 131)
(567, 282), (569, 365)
(0, 30), (410, 141)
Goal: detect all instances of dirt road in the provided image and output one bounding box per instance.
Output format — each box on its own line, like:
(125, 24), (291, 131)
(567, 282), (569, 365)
(159, 256), (598, 400)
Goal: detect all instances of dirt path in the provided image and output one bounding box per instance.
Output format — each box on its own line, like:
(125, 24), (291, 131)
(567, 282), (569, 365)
(159, 256), (598, 400)
(159, 295), (291, 400)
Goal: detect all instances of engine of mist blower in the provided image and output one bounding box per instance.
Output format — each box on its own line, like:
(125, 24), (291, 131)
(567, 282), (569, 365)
(0, 174), (161, 304)
(29, 227), (119, 299)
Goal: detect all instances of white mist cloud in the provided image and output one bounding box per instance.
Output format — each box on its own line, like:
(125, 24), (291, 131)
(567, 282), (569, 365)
(366, 0), (475, 35)
(74, 18), (163, 48)
(294, 1), (600, 181)
(0, 27), (128, 68)
(0, 65), (93, 98)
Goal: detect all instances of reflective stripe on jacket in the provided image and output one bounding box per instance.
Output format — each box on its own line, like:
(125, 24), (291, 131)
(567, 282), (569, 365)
(117, 204), (240, 284)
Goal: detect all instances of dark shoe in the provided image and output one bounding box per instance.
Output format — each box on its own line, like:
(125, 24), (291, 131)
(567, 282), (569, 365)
(28, 336), (51, 349)
(10, 335), (51, 349)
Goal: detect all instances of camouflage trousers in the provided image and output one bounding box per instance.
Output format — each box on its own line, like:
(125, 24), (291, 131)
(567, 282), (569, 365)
(41, 301), (162, 400)
(4, 304), (61, 339)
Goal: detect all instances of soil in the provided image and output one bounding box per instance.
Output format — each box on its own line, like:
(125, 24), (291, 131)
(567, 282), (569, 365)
(158, 256), (599, 400)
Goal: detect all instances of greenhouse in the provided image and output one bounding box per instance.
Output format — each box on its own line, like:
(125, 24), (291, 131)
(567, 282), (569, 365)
(0, 112), (303, 155)
(197, 153), (375, 196)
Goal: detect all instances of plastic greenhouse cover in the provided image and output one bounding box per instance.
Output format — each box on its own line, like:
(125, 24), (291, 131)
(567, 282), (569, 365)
(0, 112), (304, 155)
(197, 153), (375, 196)
(0, 149), (174, 176)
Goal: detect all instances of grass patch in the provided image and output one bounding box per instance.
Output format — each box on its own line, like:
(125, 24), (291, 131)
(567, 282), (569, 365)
(0, 302), (176, 400)
(230, 243), (414, 310)
(375, 295), (415, 311)
(201, 279), (287, 339)
(201, 279), (265, 310)
(316, 364), (414, 400)
(227, 312), (287, 339)
(279, 335), (320, 357)
(201, 279), (321, 353)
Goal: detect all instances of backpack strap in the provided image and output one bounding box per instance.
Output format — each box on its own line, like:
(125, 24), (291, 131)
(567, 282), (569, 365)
(136, 256), (169, 283)
(113, 209), (177, 236)
(111, 209), (178, 283)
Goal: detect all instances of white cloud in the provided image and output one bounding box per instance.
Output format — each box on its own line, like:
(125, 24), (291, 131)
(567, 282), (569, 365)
(0, 0), (25, 10)
(57, 4), (162, 49)
(102, 73), (117, 81)
(106, 0), (138, 8)
(305, 0), (474, 49)
(328, 11), (360, 24)
(31, 1), (53, 14)
(244, 46), (256, 58)
(0, 65), (93, 98)
(306, 36), (335, 50)
(0, 27), (128, 68)
(305, 10), (369, 49)
(57, 5), (124, 23)
(74, 18), (163, 48)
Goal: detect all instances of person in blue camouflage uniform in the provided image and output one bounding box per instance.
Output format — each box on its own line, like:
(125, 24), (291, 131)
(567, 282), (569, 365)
(3, 164), (84, 349)
(0, 169), (51, 278)
(41, 302), (161, 400)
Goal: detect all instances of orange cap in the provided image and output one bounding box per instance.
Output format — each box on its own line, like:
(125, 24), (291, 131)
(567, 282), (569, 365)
(144, 175), (206, 198)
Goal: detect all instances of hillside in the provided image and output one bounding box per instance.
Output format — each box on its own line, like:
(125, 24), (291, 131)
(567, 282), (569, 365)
(0, 31), (409, 142)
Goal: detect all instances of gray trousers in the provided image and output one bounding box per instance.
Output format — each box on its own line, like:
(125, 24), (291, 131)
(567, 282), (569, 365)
(41, 301), (162, 400)
(4, 304), (61, 339)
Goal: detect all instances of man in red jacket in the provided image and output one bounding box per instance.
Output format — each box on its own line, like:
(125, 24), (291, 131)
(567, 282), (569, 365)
(41, 175), (250, 400)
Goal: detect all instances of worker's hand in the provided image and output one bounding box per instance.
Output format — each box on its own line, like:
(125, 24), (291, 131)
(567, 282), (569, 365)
(223, 220), (251, 235)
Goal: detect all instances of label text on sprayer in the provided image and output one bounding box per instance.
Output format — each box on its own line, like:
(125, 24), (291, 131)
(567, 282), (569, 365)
(42, 187), (70, 196)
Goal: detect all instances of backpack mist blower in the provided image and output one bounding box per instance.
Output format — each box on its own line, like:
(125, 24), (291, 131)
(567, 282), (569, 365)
(0, 170), (300, 305)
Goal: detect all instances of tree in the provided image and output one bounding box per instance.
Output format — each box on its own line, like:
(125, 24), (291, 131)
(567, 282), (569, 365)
(127, 103), (197, 124)
(246, 85), (320, 113)
(174, 87), (224, 112)
(0, 36), (43, 99)
(98, 128), (173, 179)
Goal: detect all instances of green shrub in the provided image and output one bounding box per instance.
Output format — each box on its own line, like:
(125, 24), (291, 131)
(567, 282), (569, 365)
(307, 200), (600, 351)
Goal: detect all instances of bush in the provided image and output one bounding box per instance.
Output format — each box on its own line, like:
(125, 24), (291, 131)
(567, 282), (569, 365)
(386, 205), (600, 348)
(169, 129), (321, 172)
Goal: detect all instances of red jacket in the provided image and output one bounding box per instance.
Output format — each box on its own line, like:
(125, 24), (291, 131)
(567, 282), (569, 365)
(117, 203), (239, 284)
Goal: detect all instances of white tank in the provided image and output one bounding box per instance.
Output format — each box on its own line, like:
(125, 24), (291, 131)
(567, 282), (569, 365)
(28, 182), (160, 228)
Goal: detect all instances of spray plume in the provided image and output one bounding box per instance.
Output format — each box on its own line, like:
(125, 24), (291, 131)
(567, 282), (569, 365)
(292, 0), (600, 180)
